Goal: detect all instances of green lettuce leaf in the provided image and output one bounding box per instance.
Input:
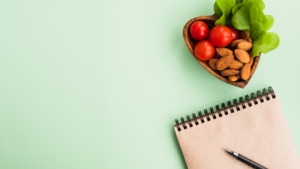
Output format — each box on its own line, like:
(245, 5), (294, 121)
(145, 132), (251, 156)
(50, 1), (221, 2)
(232, 0), (267, 34)
(232, 3), (244, 15)
(253, 0), (265, 12)
(231, 0), (279, 57)
(214, 0), (279, 56)
(249, 21), (263, 40)
(250, 2), (272, 31)
(253, 32), (280, 56)
(232, 0), (250, 15)
(214, 1), (223, 17)
(214, 0), (236, 27)
(249, 4), (262, 39)
(231, 1), (253, 33)
(257, 14), (274, 31)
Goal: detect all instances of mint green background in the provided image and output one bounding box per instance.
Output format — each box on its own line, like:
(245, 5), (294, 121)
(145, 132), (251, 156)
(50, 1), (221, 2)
(0, 0), (299, 168)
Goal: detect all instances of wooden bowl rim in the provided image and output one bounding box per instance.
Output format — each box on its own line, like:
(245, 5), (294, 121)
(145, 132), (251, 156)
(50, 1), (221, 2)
(183, 14), (261, 89)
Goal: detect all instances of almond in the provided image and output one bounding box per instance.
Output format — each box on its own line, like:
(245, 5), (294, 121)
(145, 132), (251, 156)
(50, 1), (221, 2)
(241, 63), (251, 80)
(230, 39), (247, 48)
(236, 73), (241, 79)
(216, 48), (233, 57)
(249, 53), (254, 66)
(216, 54), (234, 70)
(240, 31), (249, 40)
(228, 60), (244, 69)
(228, 75), (238, 82)
(220, 69), (239, 76)
(237, 42), (253, 51)
(246, 37), (252, 43)
(235, 49), (250, 63)
(208, 59), (219, 70)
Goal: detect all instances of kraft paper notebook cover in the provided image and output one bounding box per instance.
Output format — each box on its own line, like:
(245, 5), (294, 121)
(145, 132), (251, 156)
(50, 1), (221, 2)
(174, 87), (300, 169)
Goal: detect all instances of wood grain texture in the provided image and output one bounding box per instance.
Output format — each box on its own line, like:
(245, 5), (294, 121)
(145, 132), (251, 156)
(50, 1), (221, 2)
(183, 14), (261, 88)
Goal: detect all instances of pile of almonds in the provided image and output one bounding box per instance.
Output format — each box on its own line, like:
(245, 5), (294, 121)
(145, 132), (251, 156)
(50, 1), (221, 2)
(207, 31), (254, 82)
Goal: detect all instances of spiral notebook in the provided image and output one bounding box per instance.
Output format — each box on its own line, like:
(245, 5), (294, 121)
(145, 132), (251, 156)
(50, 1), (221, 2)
(174, 87), (300, 169)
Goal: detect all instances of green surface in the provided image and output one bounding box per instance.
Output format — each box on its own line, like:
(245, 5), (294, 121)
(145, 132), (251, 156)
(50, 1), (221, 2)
(0, 0), (299, 169)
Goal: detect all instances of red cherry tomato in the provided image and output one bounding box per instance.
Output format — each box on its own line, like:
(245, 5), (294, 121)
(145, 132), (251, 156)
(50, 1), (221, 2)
(209, 25), (232, 47)
(194, 40), (215, 61)
(189, 21), (209, 41)
(229, 27), (239, 41)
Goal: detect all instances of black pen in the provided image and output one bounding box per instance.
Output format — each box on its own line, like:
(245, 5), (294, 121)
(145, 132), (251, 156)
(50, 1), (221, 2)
(225, 149), (267, 169)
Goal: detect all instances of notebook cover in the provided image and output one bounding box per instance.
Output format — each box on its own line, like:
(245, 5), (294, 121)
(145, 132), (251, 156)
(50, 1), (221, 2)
(174, 92), (300, 169)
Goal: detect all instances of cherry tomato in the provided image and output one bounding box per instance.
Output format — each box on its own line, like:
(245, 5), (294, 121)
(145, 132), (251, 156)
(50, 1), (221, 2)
(189, 21), (209, 40)
(209, 25), (232, 47)
(229, 27), (239, 41)
(194, 40), (215, 61)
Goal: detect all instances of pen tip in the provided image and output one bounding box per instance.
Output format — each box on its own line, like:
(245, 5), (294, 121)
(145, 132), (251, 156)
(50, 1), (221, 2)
(225, 149), (232, 154)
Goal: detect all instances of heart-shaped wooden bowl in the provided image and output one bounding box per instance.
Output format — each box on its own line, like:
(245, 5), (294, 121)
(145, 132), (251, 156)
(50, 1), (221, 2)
(183, 14), (261, 88)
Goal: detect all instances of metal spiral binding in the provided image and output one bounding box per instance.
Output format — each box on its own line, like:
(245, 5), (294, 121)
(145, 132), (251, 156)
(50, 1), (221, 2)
(210, 107), (216, 119)
(175, 87), (276, 132)
(269, 86), (276, 98)
(262, 88), (270, 100)
(239, 97), (246, 109)
(221, 102), (228, 115)
(216, 105), (222, 117)
(233, 99), (240, 111)
(192, 113), (199, 125)
(245, 94), (252, 107)
(251, 92), (258, 104)
(186, 115), (193, 127)
(257, 90), (264, 102)
(198, 111), (205, 123)
(175, 119), (181, 131)
(181, 117), (187, 129)
(204, 109), (211, 121)
(228, 100), (234, 113)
